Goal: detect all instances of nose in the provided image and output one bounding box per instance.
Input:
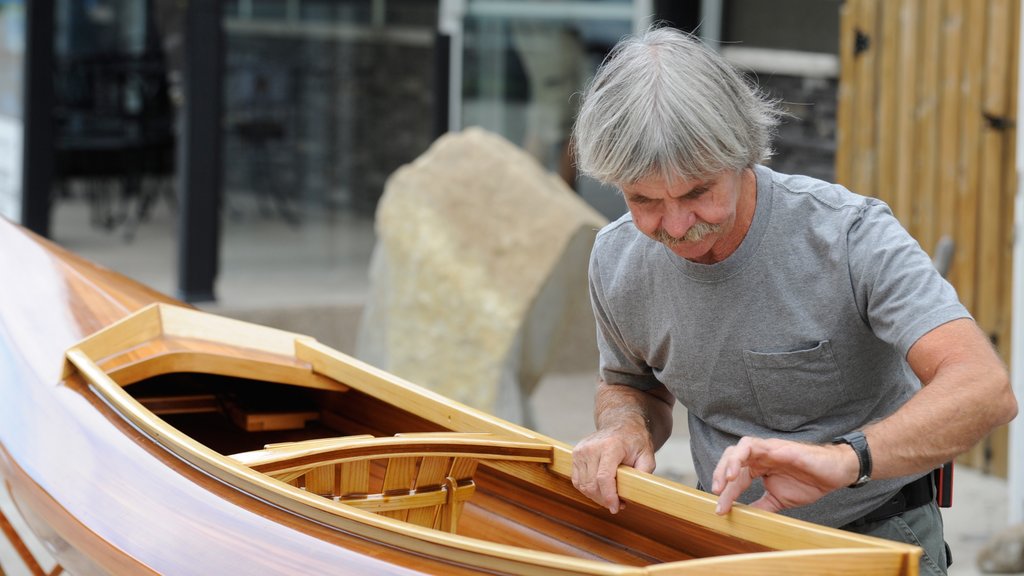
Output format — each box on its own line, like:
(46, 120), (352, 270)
(661, 200), (696, 238)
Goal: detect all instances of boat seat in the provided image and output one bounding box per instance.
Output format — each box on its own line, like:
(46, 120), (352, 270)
(230, 432), (553, 533)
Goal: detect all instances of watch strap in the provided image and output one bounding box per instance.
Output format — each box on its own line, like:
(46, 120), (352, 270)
(832, 431), (872, 488)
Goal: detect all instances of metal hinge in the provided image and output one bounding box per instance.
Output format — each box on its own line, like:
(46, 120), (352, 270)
(854, 29), (871, 56)
(983, 112), (1015, 131)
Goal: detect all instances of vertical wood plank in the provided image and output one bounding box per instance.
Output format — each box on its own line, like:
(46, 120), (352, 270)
(991, 0), (1019, 479)
(953, 0), (987, 315)
(913, 0), (943, 249)
(937, 0), (965, 246)
(977, 0), (1013, 339)
(894, 0), (920, 224)
(854, 0), (880, 196)
(876, 0), (902, 206)
(999, 0), (1021, 367)
(381, 456), (420, 522)
(836, 0), (859, 186)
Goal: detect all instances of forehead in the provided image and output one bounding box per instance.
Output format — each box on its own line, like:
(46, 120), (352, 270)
(620, 173), (714, 198)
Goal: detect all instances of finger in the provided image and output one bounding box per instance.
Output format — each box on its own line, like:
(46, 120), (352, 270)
(596, 455), (622, 514)
(714, 466), (754, 515)
(571, 445), (602, 502)
(570, 446), (588, 489)
(712, 439), (753, 494)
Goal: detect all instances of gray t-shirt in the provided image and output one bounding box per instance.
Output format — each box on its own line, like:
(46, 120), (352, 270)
(589, 164), (970, 527)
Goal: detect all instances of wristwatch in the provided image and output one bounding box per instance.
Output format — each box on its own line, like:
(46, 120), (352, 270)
(832, 431), (872, 488)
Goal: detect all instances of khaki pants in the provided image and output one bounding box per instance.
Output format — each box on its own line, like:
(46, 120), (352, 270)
(846, 501), (949, 576)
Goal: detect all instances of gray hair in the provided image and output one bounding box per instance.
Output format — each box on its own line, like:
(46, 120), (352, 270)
(573, 27), (782, 185)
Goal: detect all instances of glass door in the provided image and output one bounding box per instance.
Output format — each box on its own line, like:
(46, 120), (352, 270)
(448, 0), (649, 192)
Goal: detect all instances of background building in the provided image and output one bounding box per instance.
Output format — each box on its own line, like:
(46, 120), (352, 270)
(0, 0), (841, 304)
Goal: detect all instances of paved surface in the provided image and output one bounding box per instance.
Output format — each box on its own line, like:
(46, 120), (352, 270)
(1, 197), (1018, 574)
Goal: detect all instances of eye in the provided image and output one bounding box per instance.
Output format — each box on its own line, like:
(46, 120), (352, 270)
(687, 184), (711, 199)
(628, 195), (654, 205)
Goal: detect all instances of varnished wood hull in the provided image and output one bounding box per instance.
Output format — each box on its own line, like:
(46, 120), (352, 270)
(0, 217), (922, 575)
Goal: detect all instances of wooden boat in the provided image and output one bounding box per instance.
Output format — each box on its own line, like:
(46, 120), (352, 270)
(0, 216), (922, 575)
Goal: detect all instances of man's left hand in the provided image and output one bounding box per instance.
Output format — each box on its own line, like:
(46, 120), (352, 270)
(711, 436), (859, 515)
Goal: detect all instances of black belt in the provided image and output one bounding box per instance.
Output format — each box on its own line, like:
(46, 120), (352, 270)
(843, 474), (934, 529)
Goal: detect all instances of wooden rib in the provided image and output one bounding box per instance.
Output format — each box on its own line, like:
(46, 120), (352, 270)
(380, 457), (420, 522)
(406, 456), (452, 528)
(339, 460), (371, 497)
(304, 463), (335, 497)
(447, 458), (480, 533)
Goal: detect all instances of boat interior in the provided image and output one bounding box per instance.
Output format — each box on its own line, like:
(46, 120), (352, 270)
(59, 303), (920, 575)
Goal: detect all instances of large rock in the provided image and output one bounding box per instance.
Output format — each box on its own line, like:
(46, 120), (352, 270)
(356, 128), (607, 423)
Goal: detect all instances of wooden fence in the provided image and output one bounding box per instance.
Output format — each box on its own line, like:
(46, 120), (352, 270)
(836, 0), (1019, 476)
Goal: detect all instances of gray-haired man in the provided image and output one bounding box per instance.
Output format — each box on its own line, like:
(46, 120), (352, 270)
(569, 26), (1017, 576)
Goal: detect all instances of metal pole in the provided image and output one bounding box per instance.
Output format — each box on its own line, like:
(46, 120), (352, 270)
(177, 0), (223, 303)
(20, 0), (55, 236)
(634, 0), (654, 33)
(698, 0), (722, 48)
(439, 0), (465, 133)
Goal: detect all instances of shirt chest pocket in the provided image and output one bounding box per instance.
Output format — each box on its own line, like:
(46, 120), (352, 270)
(742, 340), (845, 433)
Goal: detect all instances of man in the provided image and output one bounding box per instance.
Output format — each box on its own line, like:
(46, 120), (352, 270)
(569, 27), (1017, 576)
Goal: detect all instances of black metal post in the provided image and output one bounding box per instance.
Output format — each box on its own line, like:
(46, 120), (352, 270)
(176, 0), (223, 303)
(434, 31), (450, 139)
(21, 0), (55, 236)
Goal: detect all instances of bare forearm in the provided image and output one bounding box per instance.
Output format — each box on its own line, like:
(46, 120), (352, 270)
(862, 319), (1017, 482)
(594, 380), (675, 451)
(865, 356), (1015, 480)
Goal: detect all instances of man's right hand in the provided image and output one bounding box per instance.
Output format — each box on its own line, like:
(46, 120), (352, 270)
(571, 421), (657, 514)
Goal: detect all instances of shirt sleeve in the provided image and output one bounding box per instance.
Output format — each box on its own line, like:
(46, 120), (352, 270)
(589, 238), (662, 390)
(846, 200), (971, 358)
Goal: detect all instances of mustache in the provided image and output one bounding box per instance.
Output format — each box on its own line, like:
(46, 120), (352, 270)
(653, 221), (722, 246)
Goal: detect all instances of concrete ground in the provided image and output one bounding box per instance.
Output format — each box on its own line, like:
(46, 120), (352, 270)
(1, 195), (1018, 574)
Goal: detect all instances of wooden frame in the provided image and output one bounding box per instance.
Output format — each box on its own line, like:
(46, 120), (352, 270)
(57, 303), (922, 575)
